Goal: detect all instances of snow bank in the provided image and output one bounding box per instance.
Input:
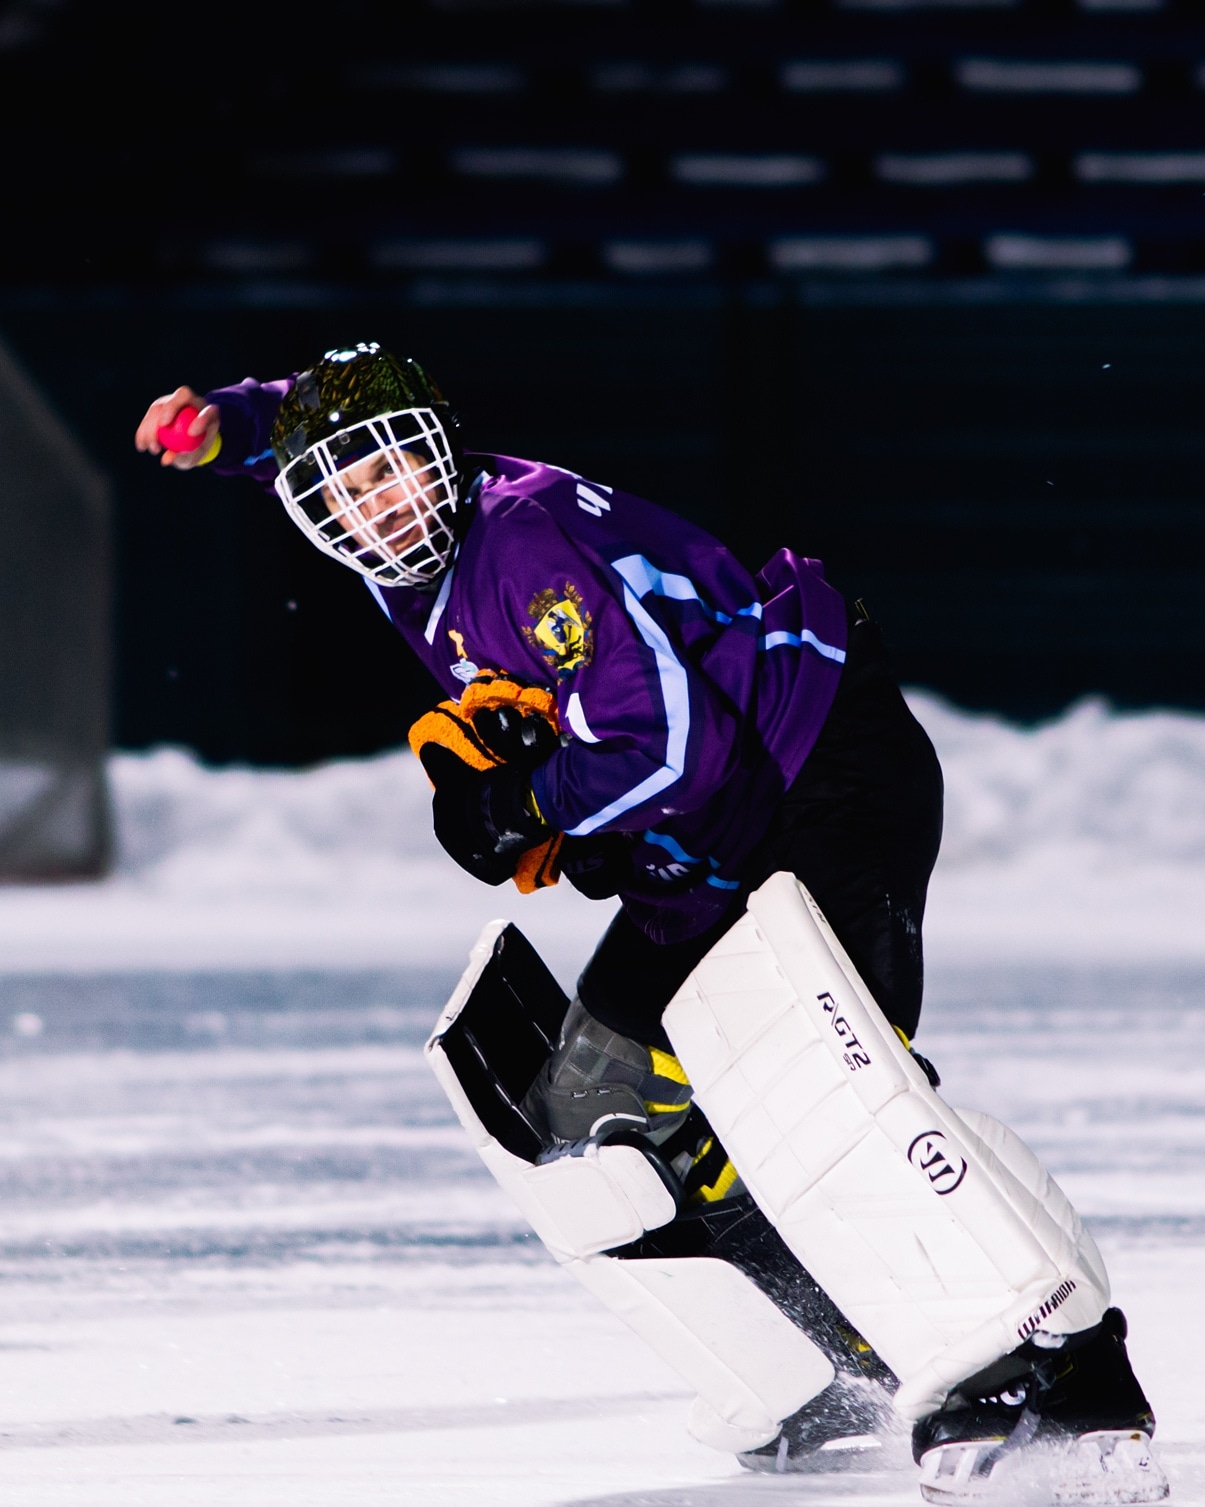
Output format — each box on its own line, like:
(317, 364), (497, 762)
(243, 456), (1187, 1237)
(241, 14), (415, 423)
(2, 694), (1205, 973)
(112, 747), (445, 902)
(0, 748), (610, 976)
(912, 693), (1205, 963)
(917, 694), (1205, 868)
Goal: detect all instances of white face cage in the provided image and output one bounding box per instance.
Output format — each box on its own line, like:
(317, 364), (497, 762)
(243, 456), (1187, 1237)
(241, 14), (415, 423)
(273, 407), (459, 588)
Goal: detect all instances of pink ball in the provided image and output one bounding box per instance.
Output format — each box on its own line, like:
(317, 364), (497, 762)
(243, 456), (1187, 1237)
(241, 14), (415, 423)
(157, 406), (204, 453)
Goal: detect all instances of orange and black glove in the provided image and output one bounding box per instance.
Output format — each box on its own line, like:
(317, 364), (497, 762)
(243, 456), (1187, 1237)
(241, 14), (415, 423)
(408, 674), (564, 892)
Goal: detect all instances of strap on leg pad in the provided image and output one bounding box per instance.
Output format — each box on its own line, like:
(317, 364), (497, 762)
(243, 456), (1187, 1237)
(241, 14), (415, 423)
(426, 920), (836, 1451)
(663, 872), (1109, 1422)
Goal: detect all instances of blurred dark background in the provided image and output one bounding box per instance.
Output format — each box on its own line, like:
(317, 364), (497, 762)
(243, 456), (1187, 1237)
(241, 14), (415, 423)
(5, 0), (1205, 765)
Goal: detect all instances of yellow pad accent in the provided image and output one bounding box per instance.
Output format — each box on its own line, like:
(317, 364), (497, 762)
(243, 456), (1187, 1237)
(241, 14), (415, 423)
(644, 1048), (692, 1114)
(688, 1137), (741, 1204)
(649, 1049), (690, 1085)
(694, 1159), (741, 1204)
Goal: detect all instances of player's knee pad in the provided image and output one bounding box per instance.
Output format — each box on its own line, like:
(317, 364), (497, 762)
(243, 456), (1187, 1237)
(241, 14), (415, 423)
(426, 920), (835, 1451)
(663, 872), (1109, 1422)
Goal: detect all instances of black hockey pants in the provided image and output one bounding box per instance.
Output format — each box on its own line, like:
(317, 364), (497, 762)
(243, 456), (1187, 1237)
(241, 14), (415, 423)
(577, 613), (945, 1052)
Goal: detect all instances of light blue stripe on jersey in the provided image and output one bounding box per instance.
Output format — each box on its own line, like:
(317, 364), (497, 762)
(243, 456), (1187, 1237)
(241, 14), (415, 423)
(365, 580), (392, 620)
(760, 628), (846, 663)
(644, 829), (701, 865)
(565, 558), (691, 837)
(644, 830), (739, 889)
(715, 604), (763, 624)
(423, 563), (456, 644)
(367, 557), (458, 637)
(611, 554), (761, 626)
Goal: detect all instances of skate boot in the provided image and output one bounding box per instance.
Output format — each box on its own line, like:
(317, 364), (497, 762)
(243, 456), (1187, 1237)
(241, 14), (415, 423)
(519, 997), (694, 1147)
(738, 1372), (902, 1474)
(913, 1308), (1168, 1504)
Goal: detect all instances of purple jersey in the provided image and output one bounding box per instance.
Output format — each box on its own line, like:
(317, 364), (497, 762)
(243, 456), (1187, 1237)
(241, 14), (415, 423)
(206, 379), (847, 943)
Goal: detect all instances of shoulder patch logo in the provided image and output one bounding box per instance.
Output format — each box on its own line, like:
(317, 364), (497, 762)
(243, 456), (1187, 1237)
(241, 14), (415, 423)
(447, 627), (480, 684)
(524, 583), (594, 680)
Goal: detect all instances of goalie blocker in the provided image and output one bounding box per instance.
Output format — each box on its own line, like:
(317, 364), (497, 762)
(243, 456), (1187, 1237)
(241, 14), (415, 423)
(426, 875), (1163, 1499)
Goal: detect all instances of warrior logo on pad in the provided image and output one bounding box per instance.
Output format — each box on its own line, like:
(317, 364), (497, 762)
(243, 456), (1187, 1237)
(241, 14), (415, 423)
(907, 1129), (968, 1196)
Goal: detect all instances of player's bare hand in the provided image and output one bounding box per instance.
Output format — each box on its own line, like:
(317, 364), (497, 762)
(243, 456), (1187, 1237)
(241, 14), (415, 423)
(134, 387), (220, 469)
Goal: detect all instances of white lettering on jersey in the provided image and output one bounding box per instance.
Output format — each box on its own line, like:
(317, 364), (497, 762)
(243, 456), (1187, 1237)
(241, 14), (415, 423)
(576, 481), (613, 517)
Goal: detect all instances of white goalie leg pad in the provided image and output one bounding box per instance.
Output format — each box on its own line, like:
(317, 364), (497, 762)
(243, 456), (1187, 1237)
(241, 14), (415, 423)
(426, 921), (835, 1453)
(951, 1108), (1111, 1311)
(427, 922), (680, 1263)
(663, 872), (1109, 1422)
(571, 1255), (836, 1453)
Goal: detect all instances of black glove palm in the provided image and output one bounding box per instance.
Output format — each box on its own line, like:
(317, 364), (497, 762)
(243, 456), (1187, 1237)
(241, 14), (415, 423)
(420, 744), (550, 886)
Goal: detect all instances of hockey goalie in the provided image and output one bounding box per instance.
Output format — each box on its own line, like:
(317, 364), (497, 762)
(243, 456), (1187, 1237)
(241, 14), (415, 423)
(138, 341), (1169, 1502)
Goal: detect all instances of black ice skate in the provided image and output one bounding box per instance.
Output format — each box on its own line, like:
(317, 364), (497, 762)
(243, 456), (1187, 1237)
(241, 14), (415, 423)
(738, 1372), (902, 1474)
(607, 1187), (903, 1473)
(912, 1308), (1168, 1504)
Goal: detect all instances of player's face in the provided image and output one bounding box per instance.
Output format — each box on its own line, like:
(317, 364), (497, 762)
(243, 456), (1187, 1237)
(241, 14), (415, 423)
(323, 446), (436, 559)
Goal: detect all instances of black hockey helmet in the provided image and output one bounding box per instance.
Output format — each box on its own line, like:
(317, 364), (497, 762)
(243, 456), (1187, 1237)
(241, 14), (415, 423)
(271, 341), (462, 588)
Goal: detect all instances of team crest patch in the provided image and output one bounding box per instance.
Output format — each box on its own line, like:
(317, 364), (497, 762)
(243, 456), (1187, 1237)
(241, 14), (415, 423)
(524, 583), (594, 680)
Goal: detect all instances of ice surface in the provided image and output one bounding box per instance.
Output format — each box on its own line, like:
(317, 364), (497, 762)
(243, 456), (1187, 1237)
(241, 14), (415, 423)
(0, 697), (1203, 1501)
(0, 975), (1202, 1503)
(2, 693), (1205, 975)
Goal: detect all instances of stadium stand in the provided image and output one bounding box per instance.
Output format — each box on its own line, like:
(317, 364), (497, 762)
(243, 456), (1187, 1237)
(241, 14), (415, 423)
(2, 0), (1205, 758)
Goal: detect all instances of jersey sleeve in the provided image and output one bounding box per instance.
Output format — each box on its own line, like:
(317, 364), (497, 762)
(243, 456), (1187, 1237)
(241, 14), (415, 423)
(204, 375), (294, 487)
(506, 510), (746, 838)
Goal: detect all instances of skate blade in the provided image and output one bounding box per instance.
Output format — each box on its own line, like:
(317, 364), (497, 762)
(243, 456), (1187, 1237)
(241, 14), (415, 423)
(918, 1430), (1170, 1505)
(739, 1433), (891, 1475)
